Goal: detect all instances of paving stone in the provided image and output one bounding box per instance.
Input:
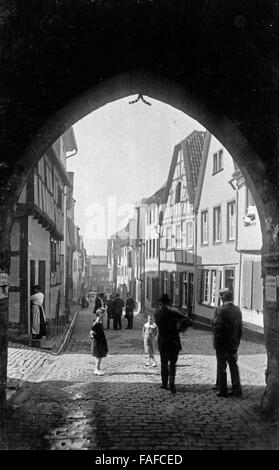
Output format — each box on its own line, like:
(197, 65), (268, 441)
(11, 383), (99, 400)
(3, 308), (278, 450)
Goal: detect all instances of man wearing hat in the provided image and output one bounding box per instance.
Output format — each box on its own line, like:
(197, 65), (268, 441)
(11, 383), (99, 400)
(212, 288), (243, 398)
(154, 293), (192, 394)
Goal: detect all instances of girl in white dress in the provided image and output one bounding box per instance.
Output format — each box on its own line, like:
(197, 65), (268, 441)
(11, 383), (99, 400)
(142, 315), (158, 367)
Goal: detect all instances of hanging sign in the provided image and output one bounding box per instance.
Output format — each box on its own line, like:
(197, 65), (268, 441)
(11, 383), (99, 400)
(265, 275), (277, 303)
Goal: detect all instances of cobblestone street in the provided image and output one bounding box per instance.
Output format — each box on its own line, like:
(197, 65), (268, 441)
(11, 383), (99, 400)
(1, 307), (279, 450)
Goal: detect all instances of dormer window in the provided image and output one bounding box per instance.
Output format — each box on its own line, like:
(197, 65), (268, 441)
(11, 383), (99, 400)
(213, 149), (223, 174)
(175, 181), (182, 203)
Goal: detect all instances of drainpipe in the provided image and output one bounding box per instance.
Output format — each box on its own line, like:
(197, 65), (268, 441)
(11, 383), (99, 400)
(192, 208), (198, 317)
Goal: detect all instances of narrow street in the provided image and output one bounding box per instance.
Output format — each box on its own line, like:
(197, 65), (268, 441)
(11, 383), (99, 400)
(2, 307), (279, 450)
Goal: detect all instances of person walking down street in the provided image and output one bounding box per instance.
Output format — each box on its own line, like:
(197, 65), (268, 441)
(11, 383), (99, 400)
(154, 293), (192, 394)
(213, 288), (243, 398)
(112, 293), (124, 330)
(142, 314), (158, 367)
(93, 292), (103, 314)
(125, 292), (136, 329)
(30, 284), (47, 340)
(106, 294), (114, 330)
(90, 307), (108, 375)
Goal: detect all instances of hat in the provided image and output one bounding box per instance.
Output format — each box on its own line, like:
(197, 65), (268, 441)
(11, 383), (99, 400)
(219, 288), (233, 301)
(158, 293), (171, 304)
(219, 288), (229, 296)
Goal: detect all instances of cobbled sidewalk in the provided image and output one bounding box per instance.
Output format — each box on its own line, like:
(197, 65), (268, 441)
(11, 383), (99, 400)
(2, 307), (279, 450)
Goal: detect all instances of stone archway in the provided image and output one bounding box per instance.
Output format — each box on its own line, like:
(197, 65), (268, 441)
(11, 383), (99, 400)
(1, 0), (279, 418)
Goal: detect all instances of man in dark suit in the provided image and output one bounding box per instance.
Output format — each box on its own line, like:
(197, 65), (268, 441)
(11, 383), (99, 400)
(112, 293), (124, 330)
(154, 293), (192, 394)
(212, 288), (243, 398)
(125, 292), (136, 329)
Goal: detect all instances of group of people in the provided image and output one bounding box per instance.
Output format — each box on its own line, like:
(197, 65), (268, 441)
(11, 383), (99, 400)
(93, 292), (136, 331)
(30, 282), (243, 399)
(90, 288), (243, 399)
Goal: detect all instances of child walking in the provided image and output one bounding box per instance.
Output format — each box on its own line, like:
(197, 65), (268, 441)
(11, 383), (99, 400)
(90, 307), (108, 375)
(142, 314), (158, 367)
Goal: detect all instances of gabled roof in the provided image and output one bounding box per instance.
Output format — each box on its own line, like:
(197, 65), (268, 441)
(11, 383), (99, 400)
(193, 130), (212, 212)
(163, 130), (206, 205)
(144, 182), (167, 206)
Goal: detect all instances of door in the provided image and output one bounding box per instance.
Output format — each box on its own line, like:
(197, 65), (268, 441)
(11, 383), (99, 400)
(38, 260), (46, 308)
(30, 260), (36, 334)
(187, 273), (194, 315)
(30, 260), (35, 294)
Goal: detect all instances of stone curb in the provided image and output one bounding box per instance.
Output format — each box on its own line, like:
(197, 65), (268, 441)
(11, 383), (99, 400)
(52, 306), (81, 355)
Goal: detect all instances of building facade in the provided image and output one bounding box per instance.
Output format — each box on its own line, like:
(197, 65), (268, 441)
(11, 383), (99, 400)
(194, 131), (240, 324)
(88, 255), (110, 294)
(9, 128), (77, 341)
(232, 164), (263, 334)
(143, 186), (166, 314)
(160, 130), (205, 315)
(193, 131), (263, 336)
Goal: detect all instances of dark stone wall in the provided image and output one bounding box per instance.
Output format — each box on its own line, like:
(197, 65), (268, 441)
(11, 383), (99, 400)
(0, 0), (279, 414)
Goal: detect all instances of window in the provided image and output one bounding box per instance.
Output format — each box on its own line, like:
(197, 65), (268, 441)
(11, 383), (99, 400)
(175, 181), (182, 204)
(50, 239), (57, 273)
(213, 206), (221, 243)
(146, 240), (149, 259)
(199, 269), (221, 306)
(224, 268), (235, 301)
(210, 270), (217, 306)
(201, 210), (208, 244)
(166, 227), (172, 250)
(57, 185), (63, 211)
(183, 273), (188, 307)
(149, 239), (152, 258)
(148, 209), (152, 225)
(203, 270), (210, 303)
(152, 239), (156, 258)
(175, 224), (181, 247)
(186, 221), (193, 248)
(213, 149), (223, 174)
(169, 190), (174, 206)
(227, 201), (236, 241)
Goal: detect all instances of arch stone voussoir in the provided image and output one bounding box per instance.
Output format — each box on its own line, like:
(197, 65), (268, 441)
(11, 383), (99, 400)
(1, 0), (279, 419)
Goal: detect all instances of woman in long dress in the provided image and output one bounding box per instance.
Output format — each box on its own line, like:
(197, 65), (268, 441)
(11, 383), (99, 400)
(30, 284), (46, 339)
(90, 307), (108, 375)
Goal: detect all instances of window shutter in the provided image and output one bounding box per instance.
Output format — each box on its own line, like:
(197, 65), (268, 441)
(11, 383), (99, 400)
(252, 260), (263, 311)
(242, 260), (252, 309)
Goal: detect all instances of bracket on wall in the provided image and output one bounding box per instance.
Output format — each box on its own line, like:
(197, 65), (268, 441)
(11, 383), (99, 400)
(129, 94), (152, 106)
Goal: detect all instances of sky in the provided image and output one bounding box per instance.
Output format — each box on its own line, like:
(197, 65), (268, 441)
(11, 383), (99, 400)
(67, 95), (205, 256)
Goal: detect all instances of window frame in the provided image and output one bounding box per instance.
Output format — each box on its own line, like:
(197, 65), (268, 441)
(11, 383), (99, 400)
(175, 181), (182, 204)
(186, 220), (193, 249)
(201, 210), (209, 245)
(227, 200), (236, 241)
(212, 149), (224, 175)
(213, 205), (222, 244)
